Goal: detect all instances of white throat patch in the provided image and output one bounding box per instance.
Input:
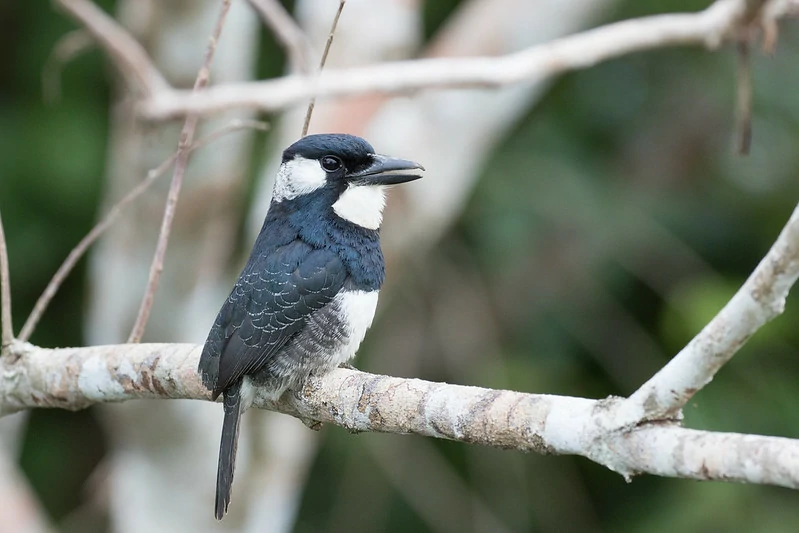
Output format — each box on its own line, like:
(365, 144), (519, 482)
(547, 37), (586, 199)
(272, 156), (327, 201)
(332, 185), (386, 230)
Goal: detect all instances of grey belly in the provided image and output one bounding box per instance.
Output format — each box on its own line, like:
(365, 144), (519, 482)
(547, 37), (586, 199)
(250, 289), (379, 396)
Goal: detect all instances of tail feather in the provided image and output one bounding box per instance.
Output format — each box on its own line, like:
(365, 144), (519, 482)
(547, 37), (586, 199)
(215, 379), (243, 520)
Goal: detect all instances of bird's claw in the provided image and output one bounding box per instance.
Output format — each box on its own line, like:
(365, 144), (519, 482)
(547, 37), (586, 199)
(301, 417), (323, 431)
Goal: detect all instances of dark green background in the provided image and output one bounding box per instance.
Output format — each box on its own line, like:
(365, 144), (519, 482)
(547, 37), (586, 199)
(2, 0), (799, 531)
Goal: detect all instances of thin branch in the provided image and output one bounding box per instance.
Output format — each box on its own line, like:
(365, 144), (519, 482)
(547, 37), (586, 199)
(760, 0), (786, 54)
(53, 0), (169, 96)
(735, 32), (752, 155)
(0, 211), (12, 348)
(735, 34), (753, 154)
(42, 29), (94, 104)
(3, 340), (799, 489)
(17, 120), (268, 344)
(246, 0), (313, 73)
(621, 200), (799, 422)
(140, 0), (764, 120)
(301, 0), (346, 137)
(127, 0), (234, 344)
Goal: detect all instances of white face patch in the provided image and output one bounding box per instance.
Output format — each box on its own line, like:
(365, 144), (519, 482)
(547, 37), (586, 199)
(272, 156), (327, 201)
(332, 185), (386, 230)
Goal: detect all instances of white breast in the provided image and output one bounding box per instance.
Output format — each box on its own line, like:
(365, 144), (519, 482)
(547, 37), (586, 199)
(332, 185), (386, 230)
(333, 289), (380, 364)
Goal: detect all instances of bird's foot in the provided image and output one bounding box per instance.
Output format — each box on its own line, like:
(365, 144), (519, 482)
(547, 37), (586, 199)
(301, 417), (323, 431)
(290, 388), (323, 430)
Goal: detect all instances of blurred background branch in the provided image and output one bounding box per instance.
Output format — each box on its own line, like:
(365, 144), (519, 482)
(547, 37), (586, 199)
(125, 0), (233, 344)
(300, 0), (346, 137)
(17, 119), (268, 344)
(246, 0), (314, 73)
(139, 0), (799, 120)
(53, 0), (169, 95)
(0, 211), (13, 348)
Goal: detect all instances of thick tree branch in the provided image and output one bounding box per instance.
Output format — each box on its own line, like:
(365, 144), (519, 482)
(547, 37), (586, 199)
(137, 0), (788, 120)
(2, 340), (798, 489)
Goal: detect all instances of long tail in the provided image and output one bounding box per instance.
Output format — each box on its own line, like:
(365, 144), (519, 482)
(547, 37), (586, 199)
(215, 379), (243, 520)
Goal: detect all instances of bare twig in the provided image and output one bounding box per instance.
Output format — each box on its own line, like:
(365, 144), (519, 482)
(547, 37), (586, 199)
(736, 35), (753, 154)
(3, 341), (799, 489)
(126, 0), (234, 344)
(42, 29), (94, 104)
(0, 211), (12, 348)
(17, 120), (267, 343)
(301, 0), (346, 137)
(53, 0), (169, 96)
(247, 0), (313, 73)
(141, 0), (771, 120)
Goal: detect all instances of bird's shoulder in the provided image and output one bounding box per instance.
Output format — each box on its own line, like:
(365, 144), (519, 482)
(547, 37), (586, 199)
(237, 239), (347, 312)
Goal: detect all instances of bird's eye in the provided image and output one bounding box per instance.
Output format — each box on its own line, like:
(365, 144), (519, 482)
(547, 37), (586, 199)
(321, 156), (343, 172)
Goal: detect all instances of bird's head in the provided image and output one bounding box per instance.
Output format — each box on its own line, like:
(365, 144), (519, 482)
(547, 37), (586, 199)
(273, 133), (424, 230)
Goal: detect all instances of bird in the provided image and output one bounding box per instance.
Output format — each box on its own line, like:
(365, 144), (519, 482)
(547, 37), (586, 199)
(198, 133), (424, 520)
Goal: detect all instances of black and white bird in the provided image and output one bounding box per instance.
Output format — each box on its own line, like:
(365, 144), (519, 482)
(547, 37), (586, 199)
(198, 133), (424, 519)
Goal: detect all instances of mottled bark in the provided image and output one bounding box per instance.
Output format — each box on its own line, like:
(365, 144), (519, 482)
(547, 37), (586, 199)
(3, 341), (799, 489)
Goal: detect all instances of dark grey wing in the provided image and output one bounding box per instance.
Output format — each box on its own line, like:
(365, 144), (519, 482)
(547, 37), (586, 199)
(198, 241), (347, 399)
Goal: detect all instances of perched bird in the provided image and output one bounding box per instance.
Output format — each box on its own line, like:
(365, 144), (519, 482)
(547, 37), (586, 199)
(198, 133), (424, 519)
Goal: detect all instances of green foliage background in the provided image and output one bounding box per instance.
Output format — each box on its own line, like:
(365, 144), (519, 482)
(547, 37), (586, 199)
(2, 0), (799, 531)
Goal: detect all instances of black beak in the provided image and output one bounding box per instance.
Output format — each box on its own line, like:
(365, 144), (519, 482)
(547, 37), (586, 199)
(348, 154), (425, 186)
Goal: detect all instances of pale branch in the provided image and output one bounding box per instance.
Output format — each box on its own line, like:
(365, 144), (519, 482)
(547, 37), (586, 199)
(2, 340), (799, 489)
(127, 0), (233, 344)
(137, 0), (793, 120)
(0, 210), (12, 347)
(53, 0), (169, 96)
(760, 0), (797, 52)
(620, 426), (799, 488)
(42, 29), (93, 104)
(17, 119), (268, 344)
(620, 201), (799, 422)
(246, 0), (314, 73)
